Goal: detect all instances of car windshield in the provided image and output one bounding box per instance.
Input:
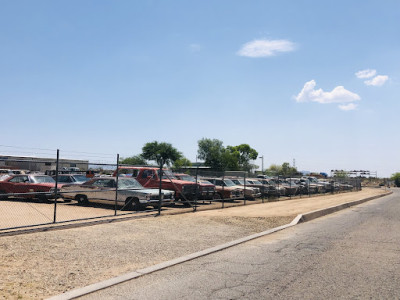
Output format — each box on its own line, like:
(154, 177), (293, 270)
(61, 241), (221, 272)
(200, 180), (212, 185)
(118, 178), (143, 189)
(251, 180), (262, 185)
(179, 175), (195, 182)
(158, 170), (177, 180)
(224, 179), (236, 187)
(32, 176), (55, 183)
(72, 175), (90, 182)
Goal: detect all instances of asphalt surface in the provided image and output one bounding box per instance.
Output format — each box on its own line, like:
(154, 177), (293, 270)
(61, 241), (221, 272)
(79, 188), (400, 300)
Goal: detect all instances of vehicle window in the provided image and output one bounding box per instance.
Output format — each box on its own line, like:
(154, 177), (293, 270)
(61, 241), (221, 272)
(32, 176), (55, 183)
(224, 179), (236, 187)
(179, 175), (195, 182)
(72, 175), (89, 182)
(142, 170), (154, 178)
(118, 178), (143, 189)
(58, 176), (71, 183)
(93, 179), (115, 188)
(157, 170), (177, 180)
(215, 180), (223, 186)
(9, 176), (27, 183)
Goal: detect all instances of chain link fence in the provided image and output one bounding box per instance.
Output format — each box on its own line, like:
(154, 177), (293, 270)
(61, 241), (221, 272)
(0, 147), (362, 232)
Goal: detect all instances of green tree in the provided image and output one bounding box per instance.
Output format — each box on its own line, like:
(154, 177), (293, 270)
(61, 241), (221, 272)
(334, 170), (348, 179)
(141, 141), (182, 167)
(265, 162), (298, 177)
(197, 138), (259, 172)
(265, 164), (282, 176)
(227, 144), (258, 172)
(173, 157), (192, 169)
(197, 138), (226, 171)
(391, 172), (400, 187)
(120, 155), (147, 166)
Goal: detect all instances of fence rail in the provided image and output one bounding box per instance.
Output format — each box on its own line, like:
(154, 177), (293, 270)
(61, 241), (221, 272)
(0, 149), (363, 232)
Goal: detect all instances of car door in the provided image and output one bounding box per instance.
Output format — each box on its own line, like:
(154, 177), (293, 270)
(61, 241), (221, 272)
(90, 179), (116, 204)
(5, 175), (32, 196)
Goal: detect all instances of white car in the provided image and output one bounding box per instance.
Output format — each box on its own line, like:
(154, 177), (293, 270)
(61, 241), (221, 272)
(60, 177), (174, 210)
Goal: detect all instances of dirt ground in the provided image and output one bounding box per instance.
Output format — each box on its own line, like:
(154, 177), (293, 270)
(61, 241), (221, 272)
(0, 188), (389, 299)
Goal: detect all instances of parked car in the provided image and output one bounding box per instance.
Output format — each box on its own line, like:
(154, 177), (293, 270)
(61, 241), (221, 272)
(0, 174), (61, 201)
(259, 178), (286, 196)
(52, 174), (91, 185)
(228, 178), (262, 200)
(202, 177), (245, 200)
(60, 177), (174, 210)
(246, 178), (275, 197)
(273, 178), (298, 196)
(174, 173), (216, 200)
(113, 167), (198, 204)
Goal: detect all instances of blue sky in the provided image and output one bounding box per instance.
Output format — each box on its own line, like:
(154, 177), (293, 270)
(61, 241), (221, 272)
(0, 0), (399, 177)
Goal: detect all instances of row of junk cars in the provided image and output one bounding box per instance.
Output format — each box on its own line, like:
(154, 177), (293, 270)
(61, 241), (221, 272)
(0, 166), (355, 211)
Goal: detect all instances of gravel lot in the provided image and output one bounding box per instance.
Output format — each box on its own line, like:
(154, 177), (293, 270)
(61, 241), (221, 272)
(0, 188), (388, 299)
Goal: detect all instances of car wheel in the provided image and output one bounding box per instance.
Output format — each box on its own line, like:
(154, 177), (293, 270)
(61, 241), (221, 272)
(214, 193), (222, 200)
(126, 197), (143, 211)
(75, 195), (88, 205)
(0, 190), (7, 200)
(37, 194), (50, 203)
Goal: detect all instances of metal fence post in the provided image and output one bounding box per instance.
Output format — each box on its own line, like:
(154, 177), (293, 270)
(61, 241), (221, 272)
(158, 163), (163, 216)
(243, 172), (246, 206)
(194, 165), (199, 212)
(53, 149), (60, 223)
(114, 154), (119, 216)
(222, 172), (225, 209)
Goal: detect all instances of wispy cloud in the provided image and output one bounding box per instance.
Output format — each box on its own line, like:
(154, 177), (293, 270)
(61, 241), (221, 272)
(295, 80), (360, 110)
(355, 69), (389, 87)
(339, 103), (358, 111)
(364, 75), (389, 86)
(355, 69), (376, 79)
(189, 43), (201, 52)
(237, 39), (296, 57)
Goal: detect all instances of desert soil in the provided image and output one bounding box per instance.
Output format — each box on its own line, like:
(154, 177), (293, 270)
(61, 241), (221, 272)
(0, 188), (389, 299)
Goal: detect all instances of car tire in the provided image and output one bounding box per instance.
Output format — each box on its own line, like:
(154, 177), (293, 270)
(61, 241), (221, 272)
(214, 193), (222, 200)
(75, 195), (88, 205)
(0, 190), (7, 200)
(38, 194), (49, 203)
(126, 197), (143, 211)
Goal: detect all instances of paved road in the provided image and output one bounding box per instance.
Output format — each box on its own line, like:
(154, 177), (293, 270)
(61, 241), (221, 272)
(81, 189), (400, 299)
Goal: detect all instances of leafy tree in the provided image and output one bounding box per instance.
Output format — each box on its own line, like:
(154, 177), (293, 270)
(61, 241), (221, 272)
(226, 144), (258, 172)
(334, 170), (348, 179)
(173, 157), (192, 169)
(197, 139), (259, 172)
(120, 155), (147, 166)
(141, 141), (182, 167)
(197, 138), (226, 171)
(265, 162), (298, 177)
(391, 172), (400, 187)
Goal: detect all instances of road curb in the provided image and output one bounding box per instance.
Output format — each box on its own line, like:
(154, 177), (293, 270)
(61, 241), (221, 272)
(46, 190), (392, 300)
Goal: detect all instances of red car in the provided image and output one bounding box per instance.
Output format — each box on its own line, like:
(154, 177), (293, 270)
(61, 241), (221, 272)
(0, 174), (62, 201)
(113, 167), (198, 203)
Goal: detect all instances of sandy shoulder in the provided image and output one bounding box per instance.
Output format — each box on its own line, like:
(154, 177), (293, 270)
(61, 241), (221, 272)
(0, 188), (389, 299)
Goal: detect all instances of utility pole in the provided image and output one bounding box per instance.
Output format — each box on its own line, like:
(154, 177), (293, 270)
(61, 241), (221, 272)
(259, 156), (264, 174)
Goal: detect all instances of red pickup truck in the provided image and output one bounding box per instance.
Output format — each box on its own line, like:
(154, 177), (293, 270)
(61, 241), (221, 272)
(113, 167), (198, 203)
(0, 174), (61, 201)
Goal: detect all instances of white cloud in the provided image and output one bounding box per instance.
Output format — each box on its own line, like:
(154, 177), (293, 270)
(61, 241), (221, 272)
(189, 43), (201, 52)
(295, 80), (361, 104)
(364, 75), (389, 86)
(355, 69), (376, 79)
(339, 103), (358, 111)
(237, 39), (295, 57)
